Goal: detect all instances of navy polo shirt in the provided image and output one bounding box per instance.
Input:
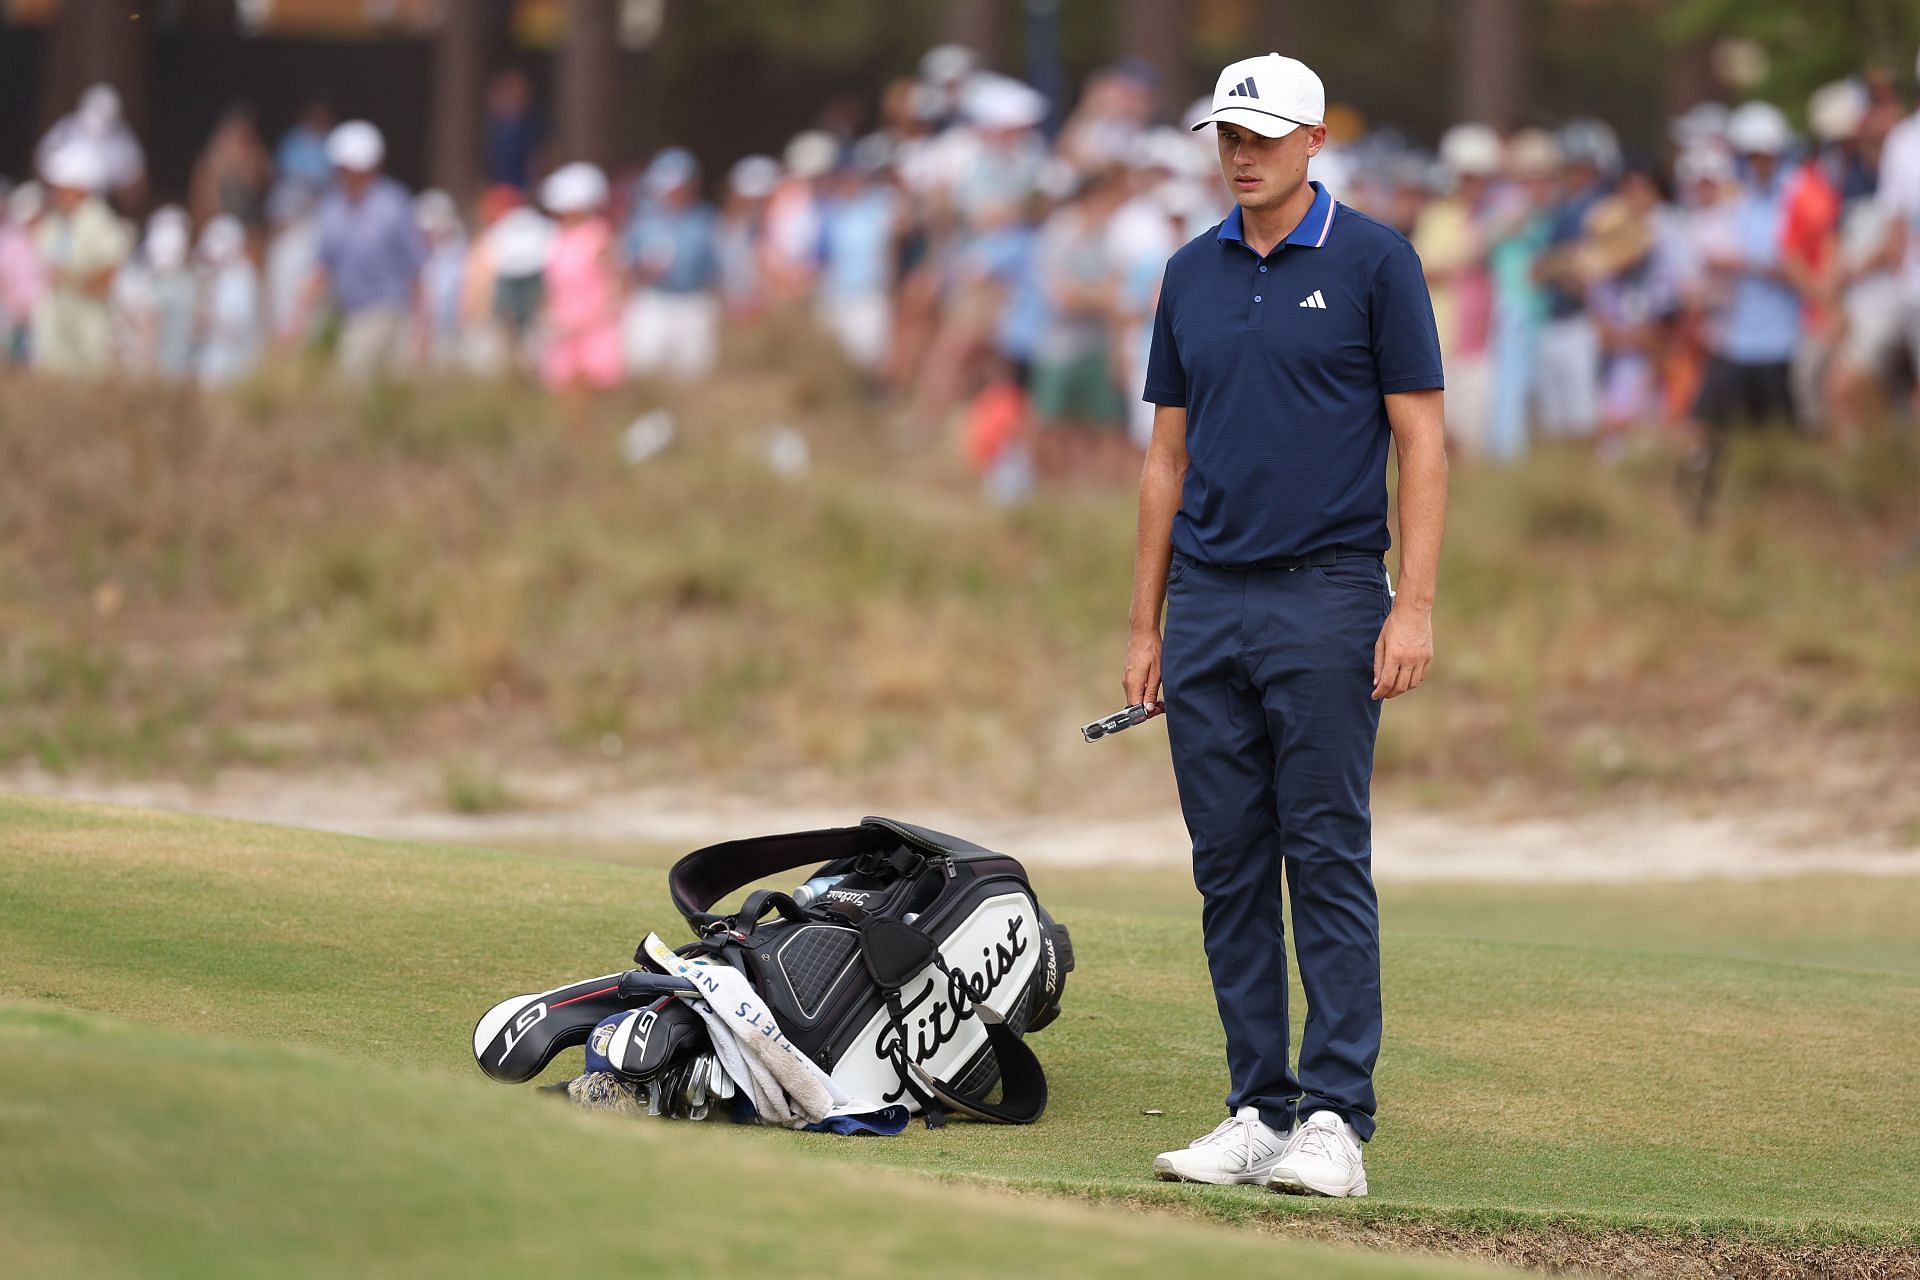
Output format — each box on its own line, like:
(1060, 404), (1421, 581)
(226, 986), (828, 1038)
(1143, 182), (1444, 565)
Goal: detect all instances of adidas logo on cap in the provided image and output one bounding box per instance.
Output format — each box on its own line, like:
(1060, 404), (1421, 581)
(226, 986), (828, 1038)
(1225, 76), (1259, 100)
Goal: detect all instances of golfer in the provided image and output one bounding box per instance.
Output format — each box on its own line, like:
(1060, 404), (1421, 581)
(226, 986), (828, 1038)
(1126, 53), (1447, 1196)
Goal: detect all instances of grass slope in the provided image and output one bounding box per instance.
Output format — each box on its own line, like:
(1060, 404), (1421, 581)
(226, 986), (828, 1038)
(2, 796), (1918, 1259)
(0, 1005), (1473, 1279)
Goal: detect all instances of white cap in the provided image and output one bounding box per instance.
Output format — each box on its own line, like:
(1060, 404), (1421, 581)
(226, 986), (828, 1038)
(728, 154), (781, 199)
(1439, 123), (1503, 177)
(488, 207), (555, 276)
(42, 142), (108, 193)
(1669, 101), (1730, 150)
(540, 161), (608, 214)
(1675, 145), (1736, 186)
(198, 214), (247, 264)
(782, 130), (839, 180)
(79, 83), (122, 129)
(1190, 53), (1324, 139)
(1727, 100), (1792, 155)
(414, 188), (460, 236)
(145, 219), (189, 271)
(1557, 118), (1622, 173)
(326, 120), (385, 172)
(1808, 79), (1869, 143)
(919, 43), (976, 86)
(963, 73), (1049, 131)
(643, 146), (700, 194)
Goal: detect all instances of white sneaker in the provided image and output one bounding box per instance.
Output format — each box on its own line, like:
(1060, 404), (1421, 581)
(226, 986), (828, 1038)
(1268, 1109), (1368, 1197)
(1152, 1106), (1290, 1185)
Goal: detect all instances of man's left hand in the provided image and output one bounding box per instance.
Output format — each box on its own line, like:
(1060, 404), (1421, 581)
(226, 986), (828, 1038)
(1372, 603), (1433, 701)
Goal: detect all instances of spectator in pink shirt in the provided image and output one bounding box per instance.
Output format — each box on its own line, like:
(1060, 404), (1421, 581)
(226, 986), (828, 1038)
(538, 162), (623, 399)
(0, 181), (49, 367)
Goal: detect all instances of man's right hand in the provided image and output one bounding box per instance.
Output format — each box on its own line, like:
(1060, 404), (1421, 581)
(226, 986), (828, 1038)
(1123, 629), (1165, 715)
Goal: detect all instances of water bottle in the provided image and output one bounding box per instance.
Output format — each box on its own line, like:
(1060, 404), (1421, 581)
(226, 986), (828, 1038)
(792, 873), (849, 909)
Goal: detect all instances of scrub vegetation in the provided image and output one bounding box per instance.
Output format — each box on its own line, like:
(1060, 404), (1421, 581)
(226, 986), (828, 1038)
(0, 350), (1915, 835)
(2, 796), (1915, 1276)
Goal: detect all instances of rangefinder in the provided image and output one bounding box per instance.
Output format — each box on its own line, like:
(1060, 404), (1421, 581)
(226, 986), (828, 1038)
(1081, 703), (1156, 742)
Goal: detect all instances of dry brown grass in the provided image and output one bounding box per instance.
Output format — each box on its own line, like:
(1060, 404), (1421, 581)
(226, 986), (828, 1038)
(1, 344), (1916, 826)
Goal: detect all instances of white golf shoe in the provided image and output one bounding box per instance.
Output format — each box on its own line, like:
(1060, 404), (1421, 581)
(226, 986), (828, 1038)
(1152, 1106), (1290, 1185)
(1268, 1109), (1368, 1197)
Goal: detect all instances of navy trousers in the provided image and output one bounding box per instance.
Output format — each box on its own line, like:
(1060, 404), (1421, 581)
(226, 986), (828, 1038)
(1162, 550), (1387, 1141)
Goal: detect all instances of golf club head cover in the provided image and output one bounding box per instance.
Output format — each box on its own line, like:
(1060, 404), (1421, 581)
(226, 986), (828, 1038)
(473, 972), (640, 1084)
(584, 998), (709, 1081)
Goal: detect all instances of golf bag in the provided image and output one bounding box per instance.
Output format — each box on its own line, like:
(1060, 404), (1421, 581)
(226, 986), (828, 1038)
(473, 817), (1073, 1126)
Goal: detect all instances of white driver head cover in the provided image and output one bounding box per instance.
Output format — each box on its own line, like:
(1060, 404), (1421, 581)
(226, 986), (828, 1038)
(1190, 53), (1325, 139)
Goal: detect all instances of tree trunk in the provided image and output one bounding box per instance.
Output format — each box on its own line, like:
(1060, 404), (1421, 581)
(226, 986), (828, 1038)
(939, 0), (1004, 66)
(431, 0), (490, 200)
(1255, 0), (1293, 56)
(38, 0), (150, 144)
(1453, 0), (1529, 130)
(556, 0), (621, 169)
(1662, 36), (1720, 123)
(1120, 0), (1188, 123)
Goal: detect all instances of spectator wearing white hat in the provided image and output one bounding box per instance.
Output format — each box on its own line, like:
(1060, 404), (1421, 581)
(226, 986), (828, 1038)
(35, 84), (146, 209)
(716, 155), (779, 322)
(263, 181), (322, 352)
(196, 214), (262, 388)
(1414, 124), (1503, 452)
(1822, 78), (1905, 436)
(31, 143), (132, 378)
(414, 189), (469, 370)
(1780, 81), (1870, 434)
(1483, 128), (1562, 460)
(622, 148), (722, 381)
(110, 206), (195, 381)
(763, 131), (837, 303)
(304, 121), (426, 380)
(460, 186), (553, 375)
(938, 74), (1050, 230)
(538, 161), (623, 396)
(1533, 119), (1620, 440)
(816, 135), (901, 377)
(1875, 51), (1920, 381)
(1686, 101), (1806, 514)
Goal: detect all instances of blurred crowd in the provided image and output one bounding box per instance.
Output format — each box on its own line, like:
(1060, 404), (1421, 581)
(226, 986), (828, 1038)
(4, 51), (1920, 491)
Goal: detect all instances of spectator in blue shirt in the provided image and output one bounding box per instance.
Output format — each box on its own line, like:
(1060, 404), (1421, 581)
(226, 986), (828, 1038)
(818, 137), (900, 375)
(1532, 119), (1618, 440)
(484, 70), (545, 193)
(302, 121), (426, 381)
(622, 148), (721, 381)
(1686, 101), (1807, 518)
(274, 98), (334, 195)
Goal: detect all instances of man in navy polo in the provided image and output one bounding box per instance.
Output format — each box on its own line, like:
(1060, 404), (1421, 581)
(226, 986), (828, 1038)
(1127, 53), (1448, 1197)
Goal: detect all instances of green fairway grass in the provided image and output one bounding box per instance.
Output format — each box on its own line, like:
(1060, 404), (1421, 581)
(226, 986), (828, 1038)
(0, 1005), (1472, 1279)
(2, 795), (1917, 1264)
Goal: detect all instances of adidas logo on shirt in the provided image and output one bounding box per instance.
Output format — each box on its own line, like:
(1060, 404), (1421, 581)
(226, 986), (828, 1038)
(1298, 290), (1328, 310)
(1225, 76), (1259, 99)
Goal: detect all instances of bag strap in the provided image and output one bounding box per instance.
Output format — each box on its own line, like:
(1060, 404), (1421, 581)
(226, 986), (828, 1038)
(907, 1005), (1048, 1126)
(668, 826), (868, 931)
(857, 917), (1048, 1126)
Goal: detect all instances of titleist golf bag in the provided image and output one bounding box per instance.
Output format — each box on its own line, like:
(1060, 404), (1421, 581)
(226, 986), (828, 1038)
(473, 817), (1074, 1126)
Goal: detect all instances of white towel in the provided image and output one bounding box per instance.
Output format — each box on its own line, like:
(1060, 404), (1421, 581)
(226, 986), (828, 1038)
(641, 932), (881, 1127)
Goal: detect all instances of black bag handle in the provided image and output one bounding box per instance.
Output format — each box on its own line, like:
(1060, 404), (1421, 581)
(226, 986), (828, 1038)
(668, 817), (982, 932)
